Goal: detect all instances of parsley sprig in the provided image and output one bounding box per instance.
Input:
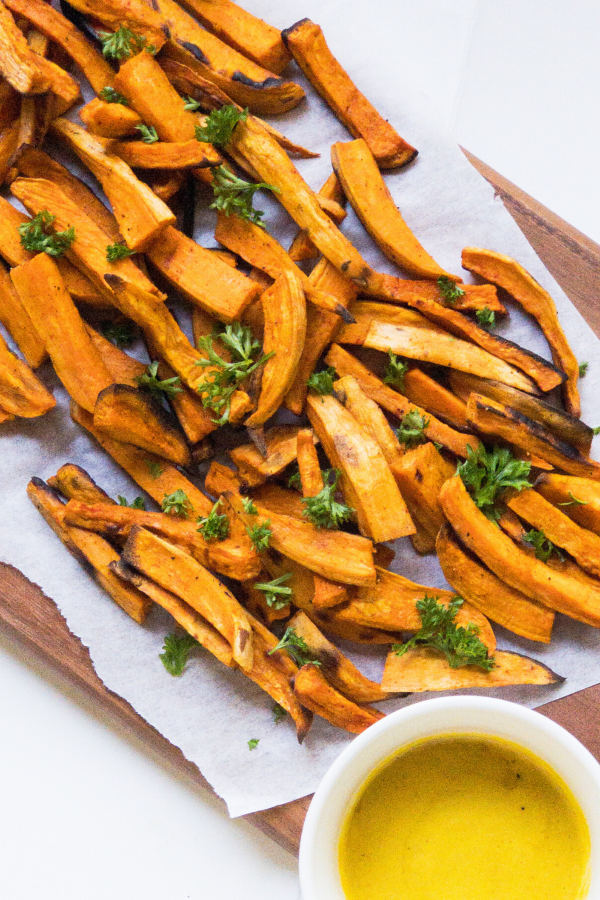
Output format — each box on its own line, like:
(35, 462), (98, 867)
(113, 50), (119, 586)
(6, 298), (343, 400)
(134, 361), (182, 399)
(100, 320), (135, 348)
(136, 124), (159, 144)
(196, 322), (274, 425)
(146, 459), (164, 479)
(99, 86), (129, 105)
(268, 626), (321, 667)
(242, 496), (258, 515)
(393, 595), (494, 671)
(197, 499), (229, 541)
(558, 491), (588, 507)
(19, 211), (75, 258)
(396, 409), (429, 448)
(302, 469), (353, 530)
(106, 242), (134, 262)
(457, 444), (531, 521)
(118, 495), (145, 509)
(183, 96), (202, 111)
(209, 165), (278, 228)
(437, 276), (465, 305)
(579, 362), (589, 378)
(161, 489), (191, 518)
(254, 573), (292, 610)
(247, 521), (272, 552)
(383, 351), (408, 390)
(247, 738), (259, 750)
(195, 105), (248, 146)
(307, 366), (337, 395)
(99, 26), (155, 61)
(475, 307), (496, 329)
(160, 632), (198, 676)
(523, 528), (565, 563)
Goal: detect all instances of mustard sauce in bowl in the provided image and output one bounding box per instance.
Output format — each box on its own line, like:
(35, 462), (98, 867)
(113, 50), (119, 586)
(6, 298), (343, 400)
(339, 734), (590, 900)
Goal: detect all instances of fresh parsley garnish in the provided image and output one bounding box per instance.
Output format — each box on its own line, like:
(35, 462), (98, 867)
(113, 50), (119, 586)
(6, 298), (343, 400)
(594, 427), (600, 436)
(99, 86), (129, 105)
(383, 350), (408, 390)
(302, 469), (353, 530)
(254, 573), (292, 610)
(247, 521), (272, 552)
(393, 595), (494, 671)
(100, 319), (135, 348)
(272, 703), (287, 724)
(197, 499), (229, 541)
(145, 459), (164, 479)
(247, 738), (259, 750)
(558, 491), (589, 507)
(242, 496), (258, 515)
(268, 626), (321, 667)
(475, 307), (496, 329)
(195, 105), (248, 146)
(134, 361), (182, 399)
(136, 124), (159, 144)
(159, 632), (198, 676)
(579, 362), (589, 378)
(288, 469), (302, 490)
(161, 489), (190, 517)
(523, 528), (564, 563)
(98, 26), (155, 61)
(19, 211), (75, 258)
(196, 322), (274, 425)
(437, 276), (465, 305)
(183, 96), (202, 111)
(117, 495), (145, 509)
(307, 366), (337, 395)
(457, 444), (531, 521)
(396, 409), (429, 448)
(106, 241), (135, 261)
(209, 164), (278, 228)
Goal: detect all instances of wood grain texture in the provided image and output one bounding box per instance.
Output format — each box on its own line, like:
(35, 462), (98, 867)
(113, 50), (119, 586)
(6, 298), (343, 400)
(2, 155), (600, 857)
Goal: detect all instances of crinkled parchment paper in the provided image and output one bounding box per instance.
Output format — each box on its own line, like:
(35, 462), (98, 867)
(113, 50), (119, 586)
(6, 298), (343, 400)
(1, 0), (600, 816)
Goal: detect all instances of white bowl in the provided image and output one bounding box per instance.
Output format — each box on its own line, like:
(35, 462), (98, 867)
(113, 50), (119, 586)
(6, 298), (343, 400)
(299, 696), (600, 899)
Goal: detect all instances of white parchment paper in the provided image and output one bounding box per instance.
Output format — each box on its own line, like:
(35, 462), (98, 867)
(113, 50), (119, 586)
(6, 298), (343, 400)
(2, 0), (600, 816)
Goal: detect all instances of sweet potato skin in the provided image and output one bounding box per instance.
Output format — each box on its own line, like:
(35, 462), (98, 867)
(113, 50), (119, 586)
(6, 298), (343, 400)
(293, 663), (384, 733)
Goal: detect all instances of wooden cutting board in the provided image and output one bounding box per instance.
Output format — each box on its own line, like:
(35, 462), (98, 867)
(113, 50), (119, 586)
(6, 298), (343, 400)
(2, 152), (600, 857)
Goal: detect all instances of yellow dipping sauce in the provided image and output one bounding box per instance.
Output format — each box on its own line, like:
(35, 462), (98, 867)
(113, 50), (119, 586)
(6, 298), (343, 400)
(339, 734), (590, 900)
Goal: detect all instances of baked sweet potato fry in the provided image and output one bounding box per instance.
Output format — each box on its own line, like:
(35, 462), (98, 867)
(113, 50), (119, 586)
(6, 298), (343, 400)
(230, 425), (312, 487)
(85, 324), (145, 387)
(293, 663), (384, 734)
(387, 278), (505, 313)
(48, 463), (114, 506)
(245, 271), (306, 428)
(0, 329), (55, 417)
(440, 473), (600, 628)
(334, 374), (405, 471)
(0, 0), (50, 94)
(0, 263), (46, 368)
(535, 473), (600, 535)
(93, 384), (191, 467)
(79, 98), (142, 139)
(250, 483), (306, 520)
(466, 392), (600, 480)
(51, 118), (175, 251)
(436, 523), (554, 643)
(27, 477), (150, 623)
(112, 139), (219, 170)
(307, 391), (415, 543)
(402, 367), (469, 431)
(325, 344), (480, 458)
(288, 172), (344, 263)
(392, 441), (455, 554)
(332, 139), (450, 279)
(10, 253), (114, 412)
(462, 247), (580, 414)
(381, 647), (562, 693)
(282, 18), (416, 169)
(64, 0), (167, 53)
(122, 525), (254, 671)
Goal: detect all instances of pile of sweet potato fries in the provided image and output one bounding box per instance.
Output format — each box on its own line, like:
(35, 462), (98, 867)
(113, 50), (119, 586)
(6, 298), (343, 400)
(2, 0), (599, 741)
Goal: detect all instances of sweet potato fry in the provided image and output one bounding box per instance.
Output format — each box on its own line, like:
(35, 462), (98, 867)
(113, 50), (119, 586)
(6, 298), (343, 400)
(204, 460), (244, 496)
(448, 370), (593, 454)
(48, 463), (114, 505)
(288, 172), (344, 262)
(224, 491), (376, 587)
(385, 278), (505, 313)
(282, 19), (415, 169)
(381, 647), (562, 693)
(0, 0), (50, 94)
(250, 483), (306, 520)
(325, 344), (479, 458)
(440, 473), (600, 628)
(337, 301), (449, 342)
(462, 247), (580, 414)
(288, 611), (388, 702)
(402, 367), (469, 431)
(27, 477), (150, 623)
(156, 0), (304, 116)
(79, 98), (142, 139)
(392, 441), (455, 554)
(466, 392), (600, 480)
(93, 384), (191, 467)
(71, 400), (214, 518)
(293, 663), (384, 734)
(436, 523), (554, 643)
(51, 118), (175, 251)
(3, 0), (115, 94)
(229, 425), (311, 487)
(401, 293), (564, 393)
(245, 271), (306, 429)
(0, 328), (55, 417)
(241, 571), (291, 625)
(334, 374), (405, 470)
(535, 473), (600, 535)
(145, 225), (260, 323)
(0, 115), (18, 182)
(11, 253), (114, 412)
(0, 263), (46, 368)
(332, 139), (450, 279)
(84, 324), (144, 387)
(112, 139), (219, 170)
(64, 0), (167, 53)
(306, 392), (413, 543)
(144, 169), (187, 203)
(32, 55), (80, 117)
(507, 487), (600, 578)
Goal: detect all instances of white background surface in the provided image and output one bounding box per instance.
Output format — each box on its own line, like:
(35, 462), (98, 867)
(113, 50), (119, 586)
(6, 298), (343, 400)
(2, 1), (600, 896)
